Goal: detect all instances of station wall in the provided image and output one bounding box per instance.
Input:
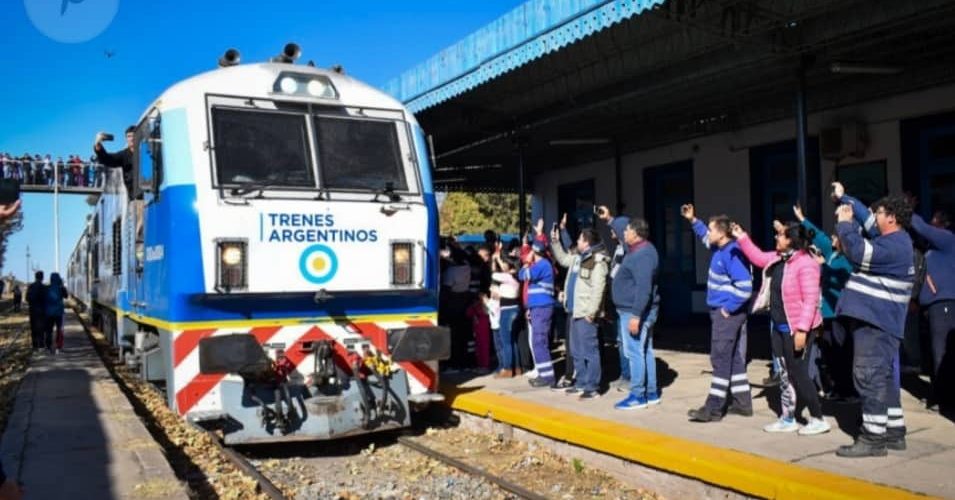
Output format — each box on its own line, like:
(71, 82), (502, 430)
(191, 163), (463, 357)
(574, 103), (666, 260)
(533, 82), (955, 316)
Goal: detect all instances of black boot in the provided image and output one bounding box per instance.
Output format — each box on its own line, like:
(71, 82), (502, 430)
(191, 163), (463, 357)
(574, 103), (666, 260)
(687, 405), (723, 423)
(836, 434), (887, 458)
(886, 431), (907, 451)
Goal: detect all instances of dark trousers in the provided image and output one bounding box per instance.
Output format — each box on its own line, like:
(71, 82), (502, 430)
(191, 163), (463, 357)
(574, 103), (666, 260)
(44, 314), (63, 350)
(928, 301), (955, 404)
(571, 318), (600, 392)
(445, 292), (472, 368)
(850, 320), (902, 440)
(29, 313), (46, 349)
(563, 312), (575, 380)
(901, 307), (922, 371)
(771, 328), (823, 419)
(517, 311), (533, 371)
(823, 319), (858, 397)
(704, 310), (752, 412)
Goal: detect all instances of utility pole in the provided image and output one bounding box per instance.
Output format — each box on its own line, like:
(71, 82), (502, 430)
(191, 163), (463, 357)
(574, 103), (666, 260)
(54, 160), (60, 274)
(25, 245), (30, 283)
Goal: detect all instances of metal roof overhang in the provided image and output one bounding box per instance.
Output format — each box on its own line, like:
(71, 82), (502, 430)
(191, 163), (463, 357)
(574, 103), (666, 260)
(390, 0), (955, 192)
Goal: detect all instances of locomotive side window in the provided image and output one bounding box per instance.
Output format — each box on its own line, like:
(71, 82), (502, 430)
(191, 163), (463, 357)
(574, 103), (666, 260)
(313, 116), (407, 192)
(211, 108), (314, 188)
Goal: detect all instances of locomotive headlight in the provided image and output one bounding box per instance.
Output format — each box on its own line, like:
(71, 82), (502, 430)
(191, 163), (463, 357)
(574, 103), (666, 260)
(306, 79), (328, 97)
(279, 76), (299, 94)
(221, 246), (243, 266)
(391, 242), (414, 286)
(272, 72), (339, 99)
(216, 240), (248, 290)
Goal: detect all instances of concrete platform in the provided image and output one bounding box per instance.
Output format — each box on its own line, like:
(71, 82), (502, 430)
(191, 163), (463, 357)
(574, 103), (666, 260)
(0, 312), (188, 499)
(444, 348), (955, 499)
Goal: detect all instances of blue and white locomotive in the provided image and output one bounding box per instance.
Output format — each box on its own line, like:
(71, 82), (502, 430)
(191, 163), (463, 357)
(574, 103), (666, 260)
(68, 44), (449, 444)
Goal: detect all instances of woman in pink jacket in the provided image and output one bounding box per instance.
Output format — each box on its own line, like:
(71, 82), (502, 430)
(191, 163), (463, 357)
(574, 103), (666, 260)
(733, 221), (830, 436)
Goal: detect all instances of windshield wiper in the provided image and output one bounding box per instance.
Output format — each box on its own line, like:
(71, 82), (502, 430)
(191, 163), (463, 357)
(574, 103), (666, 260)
(229, 179), (286, 197)
(371, 182), (402, 203)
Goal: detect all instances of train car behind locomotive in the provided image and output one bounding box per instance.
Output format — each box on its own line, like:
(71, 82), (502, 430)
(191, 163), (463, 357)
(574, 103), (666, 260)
(68, 44), (449, 444)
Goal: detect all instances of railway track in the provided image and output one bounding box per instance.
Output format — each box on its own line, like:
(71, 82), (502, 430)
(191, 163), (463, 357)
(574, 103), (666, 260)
(73, 306), (547, 500)
(397, 435), (547, 500)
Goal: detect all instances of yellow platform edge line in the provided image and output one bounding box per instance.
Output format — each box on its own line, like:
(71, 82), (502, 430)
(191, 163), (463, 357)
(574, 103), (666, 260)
(442, 387), (935, 500)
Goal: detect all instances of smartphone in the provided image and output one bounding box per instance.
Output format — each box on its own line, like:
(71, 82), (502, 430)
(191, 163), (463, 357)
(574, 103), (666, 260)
(0, 179), (20, 205)
(592, 205), (600, 215)
(551, 222), (559, 233)
(101, 133), (115, 142)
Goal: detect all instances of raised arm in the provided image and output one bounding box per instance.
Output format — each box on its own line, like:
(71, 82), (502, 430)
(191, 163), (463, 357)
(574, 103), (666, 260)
(835, 206), (903, 273)
(549, 234), (575, 268)
(691, 219), (711, 249)
(801, 217), (834, 260)
(911, 213), (955, 252)
(733, 228), (777, 269)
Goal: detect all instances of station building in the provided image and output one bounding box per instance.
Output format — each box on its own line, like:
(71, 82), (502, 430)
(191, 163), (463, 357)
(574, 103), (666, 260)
(385, 0), (955, 324)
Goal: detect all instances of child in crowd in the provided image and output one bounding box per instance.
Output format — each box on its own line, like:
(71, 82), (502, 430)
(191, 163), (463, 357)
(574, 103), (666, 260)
(466, 294), (492, 372)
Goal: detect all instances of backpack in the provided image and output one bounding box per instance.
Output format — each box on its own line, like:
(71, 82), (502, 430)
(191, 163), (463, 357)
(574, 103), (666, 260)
(911, 249), (927, 302)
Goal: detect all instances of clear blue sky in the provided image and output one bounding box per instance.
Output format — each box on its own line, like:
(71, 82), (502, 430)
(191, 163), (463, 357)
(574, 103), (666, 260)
(0, 0), (521, 279)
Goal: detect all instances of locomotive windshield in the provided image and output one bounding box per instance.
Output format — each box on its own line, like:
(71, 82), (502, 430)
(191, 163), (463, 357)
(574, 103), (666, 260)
(313, 116), (407, 192)
(212, 107), (315, 188)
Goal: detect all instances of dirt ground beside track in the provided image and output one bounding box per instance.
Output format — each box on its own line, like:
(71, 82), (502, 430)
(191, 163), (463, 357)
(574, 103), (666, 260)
(0, 306), (32, 439)
(259, 426), (660, 499)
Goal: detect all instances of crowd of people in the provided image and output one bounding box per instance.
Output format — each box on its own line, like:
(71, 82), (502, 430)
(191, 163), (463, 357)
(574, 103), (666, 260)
(438, 181), (954, 459)
(0, 152), (106, 188)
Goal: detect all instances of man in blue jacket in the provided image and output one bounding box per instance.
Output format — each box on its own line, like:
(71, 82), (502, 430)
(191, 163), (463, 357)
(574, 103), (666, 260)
(598, 206), (633, 391)
(833, 194), (915, 457)
(836, 184), (916, 450)
(519, 240), (558, 388)
(909, 210), (954, 409)
(612, 218), (662, 409)
(681, 204), (754, 422)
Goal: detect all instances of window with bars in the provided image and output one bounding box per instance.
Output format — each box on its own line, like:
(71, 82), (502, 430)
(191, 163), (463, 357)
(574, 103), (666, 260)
(112, 219), (122, 276)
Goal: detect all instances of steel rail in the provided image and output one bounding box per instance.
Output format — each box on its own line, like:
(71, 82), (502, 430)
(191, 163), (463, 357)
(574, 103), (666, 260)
(398, 435), (549, 500)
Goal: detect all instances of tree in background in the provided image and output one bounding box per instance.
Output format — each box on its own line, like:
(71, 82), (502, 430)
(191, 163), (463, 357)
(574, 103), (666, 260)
(438, 192), (525, 236)
(0, 210), (25, 272)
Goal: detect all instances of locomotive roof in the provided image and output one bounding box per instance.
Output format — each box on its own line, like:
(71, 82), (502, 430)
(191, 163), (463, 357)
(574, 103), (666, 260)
(142, 62), (414, 123)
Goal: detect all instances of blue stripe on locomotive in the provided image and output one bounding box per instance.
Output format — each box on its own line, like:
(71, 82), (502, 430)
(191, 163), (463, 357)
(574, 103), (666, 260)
(413, 124), (440, 292)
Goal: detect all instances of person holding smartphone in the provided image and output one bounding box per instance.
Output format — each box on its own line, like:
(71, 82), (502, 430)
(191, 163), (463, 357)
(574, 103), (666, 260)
(732, 221), (829, 435)
(93, 126), (136, 195)
(681, 204), (754, 423)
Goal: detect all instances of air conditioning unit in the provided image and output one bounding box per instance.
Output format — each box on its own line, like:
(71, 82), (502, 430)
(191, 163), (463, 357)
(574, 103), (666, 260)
(820, 122), (867, 160)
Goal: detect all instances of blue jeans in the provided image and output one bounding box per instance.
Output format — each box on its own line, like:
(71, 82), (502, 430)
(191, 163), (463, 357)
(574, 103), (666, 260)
(571, 318), (600, 392)
(495, 306), (519, 370)
(615, 314), (631, 381)
(620, 307), (659, 398)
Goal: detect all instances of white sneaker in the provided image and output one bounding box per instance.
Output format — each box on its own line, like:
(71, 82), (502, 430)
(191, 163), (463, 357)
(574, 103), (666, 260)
(523, 369), (538, 378)
(763, 419), (799, 433)
(798, 418), (832, 436)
